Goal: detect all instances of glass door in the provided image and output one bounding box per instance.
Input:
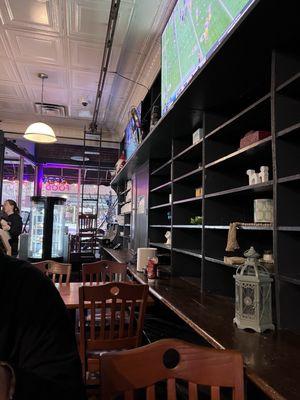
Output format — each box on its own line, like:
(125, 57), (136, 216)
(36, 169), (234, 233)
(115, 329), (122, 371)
(41, 167), (79, 234)
(51, 203), (65, 258)
(21, 160), (35, 230)
(28, 200), (45, 259)
(1, 148), (20, 204)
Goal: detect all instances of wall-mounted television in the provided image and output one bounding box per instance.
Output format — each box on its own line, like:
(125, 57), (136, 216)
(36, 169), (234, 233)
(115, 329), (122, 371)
(161, 0), (257, 115)
(124, 103), (142, 160)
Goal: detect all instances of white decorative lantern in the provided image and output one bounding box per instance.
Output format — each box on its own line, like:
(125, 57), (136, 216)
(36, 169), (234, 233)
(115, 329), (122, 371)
(233, 247), (274, 333)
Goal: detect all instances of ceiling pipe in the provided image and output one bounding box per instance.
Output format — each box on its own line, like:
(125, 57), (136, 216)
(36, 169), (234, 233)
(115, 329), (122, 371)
(90, 0), (121, 134)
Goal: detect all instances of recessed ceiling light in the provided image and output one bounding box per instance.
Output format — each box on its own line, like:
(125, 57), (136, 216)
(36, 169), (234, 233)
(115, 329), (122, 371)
(70, 156), (89, 162)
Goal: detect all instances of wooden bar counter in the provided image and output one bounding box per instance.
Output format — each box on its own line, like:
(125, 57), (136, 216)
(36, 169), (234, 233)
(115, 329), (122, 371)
(102, 247), (300, 400)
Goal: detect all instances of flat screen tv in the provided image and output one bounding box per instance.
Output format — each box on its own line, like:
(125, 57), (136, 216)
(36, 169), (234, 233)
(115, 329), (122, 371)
(124, 103), (142, 160)
(161, 0), (257, 115)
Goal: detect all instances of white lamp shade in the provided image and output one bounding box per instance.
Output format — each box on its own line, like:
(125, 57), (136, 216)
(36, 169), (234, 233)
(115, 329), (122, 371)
(24, 122), (57, 143)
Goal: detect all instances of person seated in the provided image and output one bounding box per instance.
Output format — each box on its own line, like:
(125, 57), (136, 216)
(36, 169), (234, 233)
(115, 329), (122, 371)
(0, 250), (86, 400)
(0, 220), (11, 256)
(1, 200), (23, 257)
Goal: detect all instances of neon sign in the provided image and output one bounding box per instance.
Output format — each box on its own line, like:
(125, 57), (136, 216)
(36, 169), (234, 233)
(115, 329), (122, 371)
(43, 176), (70, 192)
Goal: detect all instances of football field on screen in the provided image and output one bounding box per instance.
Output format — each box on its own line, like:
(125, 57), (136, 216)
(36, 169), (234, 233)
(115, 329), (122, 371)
(162, 0), (251, 112)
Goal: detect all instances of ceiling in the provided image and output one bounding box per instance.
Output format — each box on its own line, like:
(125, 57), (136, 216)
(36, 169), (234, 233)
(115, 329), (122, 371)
(0, 0), (176, 145)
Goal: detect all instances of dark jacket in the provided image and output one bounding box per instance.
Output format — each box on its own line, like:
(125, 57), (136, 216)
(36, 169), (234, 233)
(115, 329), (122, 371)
(0, 254), (86, 399)
(3, 213), (23, 255)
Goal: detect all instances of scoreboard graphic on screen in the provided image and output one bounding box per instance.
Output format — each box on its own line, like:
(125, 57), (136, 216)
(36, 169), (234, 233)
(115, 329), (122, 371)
(161, 0), (256, 114)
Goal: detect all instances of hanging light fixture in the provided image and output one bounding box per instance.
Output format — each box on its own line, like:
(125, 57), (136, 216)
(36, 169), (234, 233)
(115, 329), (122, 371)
(24, 73), (57, 143)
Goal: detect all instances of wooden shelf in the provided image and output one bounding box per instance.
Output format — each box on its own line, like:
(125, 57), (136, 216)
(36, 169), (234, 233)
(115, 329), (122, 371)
(278, 226), (300, 232)
(173, 225), (202, 229)
(150, 225), (171, 228)
(280, 274), (300, 286)
(151, 159), (172, 175)
(278, 174), (300, 184)
(173, 139), (203, 161)
(276, 72), (300, 95)
(206, 136), (271, 168)
(205, 256), (239, 269)
(204, 224), (273, 231)
(277, 122), (300, 138)
(173, 167), (202, 183)
(149, 242), (171, 250)
(236, 224), (273, 231)
(205, 181), (273, 198)
(173, 196), (202, 205)
(206, 93), (271, 139)
(150, 202), (171, 210)
(150, 181), (171, 193)
(173, 248), (202, 258)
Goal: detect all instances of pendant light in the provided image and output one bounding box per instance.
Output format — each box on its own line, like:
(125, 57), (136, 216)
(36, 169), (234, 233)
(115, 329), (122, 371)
(24, 73), (57, 143)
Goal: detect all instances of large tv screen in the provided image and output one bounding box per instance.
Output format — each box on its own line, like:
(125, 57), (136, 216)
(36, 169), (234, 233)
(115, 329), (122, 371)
(161, 0), (257, 115)
(124, 103), (142, 160)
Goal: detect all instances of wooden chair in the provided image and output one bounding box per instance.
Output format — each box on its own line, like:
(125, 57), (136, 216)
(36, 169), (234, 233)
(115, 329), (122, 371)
(31, 260), (50, 275)
(79, 213), (97, 232)
(79, 282), (149, 386)
(48, 261), (71, 284)
(101, 338), (244, 400)
(78, 213), (97, 252)
(82, 260), (127, 284)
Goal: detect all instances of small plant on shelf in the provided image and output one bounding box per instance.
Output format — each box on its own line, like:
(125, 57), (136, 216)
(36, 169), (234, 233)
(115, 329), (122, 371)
(190, 216), (203, 225)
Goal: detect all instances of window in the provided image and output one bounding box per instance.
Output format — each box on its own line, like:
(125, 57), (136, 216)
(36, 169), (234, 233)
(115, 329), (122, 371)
(1, 148), (20, 204)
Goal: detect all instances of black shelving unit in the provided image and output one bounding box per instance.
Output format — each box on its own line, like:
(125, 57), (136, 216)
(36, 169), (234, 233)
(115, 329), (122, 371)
(111, 1), (300, 334)
(116, 181), (132, 249)
(141, 72), (161, 139)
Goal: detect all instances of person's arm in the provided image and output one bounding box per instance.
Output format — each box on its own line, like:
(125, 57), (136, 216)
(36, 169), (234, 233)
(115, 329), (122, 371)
(7, 215), (22, 237)
(0, 363), (15, 400)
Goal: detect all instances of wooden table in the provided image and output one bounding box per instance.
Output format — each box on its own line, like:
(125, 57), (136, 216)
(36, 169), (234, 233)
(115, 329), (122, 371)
(102, 247), (300, 400)
(56, 282), (83, 309)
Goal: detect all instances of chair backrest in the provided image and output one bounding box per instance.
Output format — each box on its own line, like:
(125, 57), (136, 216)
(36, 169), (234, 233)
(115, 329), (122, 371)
(79, 282), (149, 378)
(79, 214), (97, 232)
(101, 338), (244, 400)
(31, 260), (50, 275)
(82, 260), (127, 284)
(48, 261), (71, 284)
